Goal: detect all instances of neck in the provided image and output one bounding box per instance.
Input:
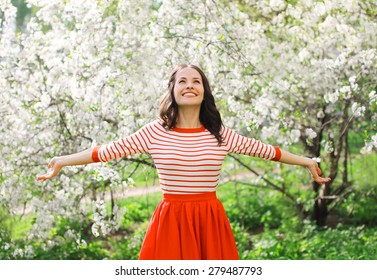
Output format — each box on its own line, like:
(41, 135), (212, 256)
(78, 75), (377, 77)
(176, 106), (201, 128)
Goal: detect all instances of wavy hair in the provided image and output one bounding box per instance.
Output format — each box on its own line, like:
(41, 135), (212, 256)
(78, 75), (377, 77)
(159, 64), (223, 145)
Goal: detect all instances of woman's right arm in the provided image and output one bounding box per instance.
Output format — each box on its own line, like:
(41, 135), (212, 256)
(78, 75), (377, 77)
(37, 120), (155, 181)
(36, 147), (95, 181)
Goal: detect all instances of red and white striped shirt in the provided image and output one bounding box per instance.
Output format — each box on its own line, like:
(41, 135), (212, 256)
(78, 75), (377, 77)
(92, 119), (281, 194)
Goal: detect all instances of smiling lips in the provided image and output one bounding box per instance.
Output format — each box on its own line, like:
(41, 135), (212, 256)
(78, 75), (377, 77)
(182, 92), (197, 97)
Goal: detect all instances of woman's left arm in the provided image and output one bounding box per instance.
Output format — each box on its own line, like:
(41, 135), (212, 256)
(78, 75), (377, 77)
(278, 149), (331, 185)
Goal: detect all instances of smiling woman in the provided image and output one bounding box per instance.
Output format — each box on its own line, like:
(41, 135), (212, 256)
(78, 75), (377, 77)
(174, 67), (204, 106)
(159, 64), (224, 145)
(37, 64), (330, 260)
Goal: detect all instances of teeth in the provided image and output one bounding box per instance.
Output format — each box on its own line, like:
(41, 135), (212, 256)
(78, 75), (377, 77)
(183, 93), (196, 96)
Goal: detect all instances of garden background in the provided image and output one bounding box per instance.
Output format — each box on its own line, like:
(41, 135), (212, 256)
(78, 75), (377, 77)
(0, 0), (376, 260)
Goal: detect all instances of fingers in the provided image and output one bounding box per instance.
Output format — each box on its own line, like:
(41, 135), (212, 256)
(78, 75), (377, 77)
(36, 168), (56, 181)
(36, 174), (46, 181)
(308, 161), (331, 185)
(309, 171), (330, 184)
(36, 175), (48, 181)
(36, 174), (50, 181)
(315, 174), (331, 184)
(315, 176), (331, 185)
(37, 157), (61, 181)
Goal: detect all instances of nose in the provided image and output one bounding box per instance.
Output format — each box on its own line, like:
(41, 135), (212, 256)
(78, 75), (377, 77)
(186, 82), (193, 89)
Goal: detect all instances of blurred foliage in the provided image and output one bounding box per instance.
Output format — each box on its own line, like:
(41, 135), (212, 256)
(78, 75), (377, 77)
(10, 0), (31, 31)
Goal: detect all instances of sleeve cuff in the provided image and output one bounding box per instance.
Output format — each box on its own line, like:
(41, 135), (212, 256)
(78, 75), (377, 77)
(272, 146), (281, 161)
(92, 145), (101, 162)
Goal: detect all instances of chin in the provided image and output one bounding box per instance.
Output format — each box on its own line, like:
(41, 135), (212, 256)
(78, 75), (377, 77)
(177, 102), (202, 107)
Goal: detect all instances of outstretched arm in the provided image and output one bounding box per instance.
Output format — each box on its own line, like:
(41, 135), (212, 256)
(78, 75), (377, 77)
(36, 147), (95, 181)
(278, 149), (331, 185)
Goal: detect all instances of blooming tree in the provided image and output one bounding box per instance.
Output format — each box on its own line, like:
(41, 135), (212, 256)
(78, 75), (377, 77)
(0, 0), (376, 258)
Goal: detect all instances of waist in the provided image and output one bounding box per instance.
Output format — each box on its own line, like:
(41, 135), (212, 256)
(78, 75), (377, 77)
(162, 192), (217, 202)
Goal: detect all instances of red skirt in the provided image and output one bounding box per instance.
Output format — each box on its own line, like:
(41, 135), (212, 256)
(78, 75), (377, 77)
(139, 192), (239, 260)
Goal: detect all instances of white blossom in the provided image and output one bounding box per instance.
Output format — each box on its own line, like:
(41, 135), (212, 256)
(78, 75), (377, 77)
(324, 141), (334, 154)
(313, 2), (326, 16)
(91, 224), (100, 237)
(305, 128), (317, 139)
(13, 248), (23, 258)
(361, 134), (377, 154)
(76, 239), (88, 248)
(325, 91), (339, 103)
(289, 129), (301, 143)
(298, 48), (310, 62)
(352, 103), (366, 118)
(269, 0), (285, 10)
(127, 177), (135, 187)
(317, 110), (325, 119)
(369, 91), (376, 104)
(3, 243), (10, 250)
(24, 245), (35, 258)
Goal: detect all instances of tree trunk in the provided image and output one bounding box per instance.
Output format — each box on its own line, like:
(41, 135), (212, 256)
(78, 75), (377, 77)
(312, 101), (351, 226)
(110, 188), (115, 219)
(313, 191), (328, 226)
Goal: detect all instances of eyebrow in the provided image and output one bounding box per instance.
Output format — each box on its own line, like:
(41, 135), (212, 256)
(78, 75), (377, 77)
(177, 76), (202, 80)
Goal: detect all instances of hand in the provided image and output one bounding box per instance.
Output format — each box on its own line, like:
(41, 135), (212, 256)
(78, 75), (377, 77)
(36, 157), (63, 181)
(306, 160), (331, 185)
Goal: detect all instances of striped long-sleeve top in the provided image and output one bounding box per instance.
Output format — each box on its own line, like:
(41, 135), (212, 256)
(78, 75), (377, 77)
(92, 119), (281, 194)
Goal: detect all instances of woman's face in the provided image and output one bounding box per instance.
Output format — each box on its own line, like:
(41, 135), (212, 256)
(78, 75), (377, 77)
(173, 67), (204, 107)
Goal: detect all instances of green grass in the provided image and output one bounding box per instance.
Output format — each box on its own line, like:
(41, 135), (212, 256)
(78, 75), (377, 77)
(246, 223), (377, 260)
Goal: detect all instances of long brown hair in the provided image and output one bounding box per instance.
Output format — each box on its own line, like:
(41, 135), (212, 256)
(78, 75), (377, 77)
(159, 64), (223, 145)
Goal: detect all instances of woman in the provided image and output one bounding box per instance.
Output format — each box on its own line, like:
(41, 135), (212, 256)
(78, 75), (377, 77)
(37, 64), (330, 259)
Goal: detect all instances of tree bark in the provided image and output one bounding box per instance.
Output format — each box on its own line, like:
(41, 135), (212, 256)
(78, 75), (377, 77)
(312, 101), (351, 226)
